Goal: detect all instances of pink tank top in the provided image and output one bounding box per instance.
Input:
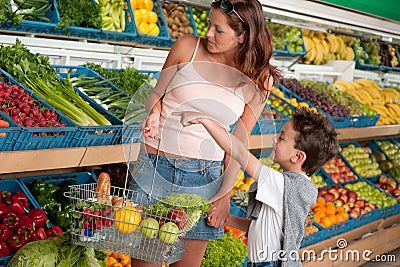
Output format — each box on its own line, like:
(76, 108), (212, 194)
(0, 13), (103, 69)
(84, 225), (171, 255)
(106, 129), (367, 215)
(145, 38), (246, 161)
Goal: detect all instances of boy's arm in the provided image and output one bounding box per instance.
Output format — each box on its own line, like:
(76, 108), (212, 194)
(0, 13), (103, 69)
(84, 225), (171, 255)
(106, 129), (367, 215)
(182, 114), (262, 180)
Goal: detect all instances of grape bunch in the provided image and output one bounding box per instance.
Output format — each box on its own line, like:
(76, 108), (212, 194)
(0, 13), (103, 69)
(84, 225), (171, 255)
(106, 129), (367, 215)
(280, 78), (351, 118)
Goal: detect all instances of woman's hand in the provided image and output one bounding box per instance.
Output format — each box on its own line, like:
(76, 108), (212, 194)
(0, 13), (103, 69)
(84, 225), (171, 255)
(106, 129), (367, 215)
(206, 194), (231, 228)
(141, 111), (160, 138)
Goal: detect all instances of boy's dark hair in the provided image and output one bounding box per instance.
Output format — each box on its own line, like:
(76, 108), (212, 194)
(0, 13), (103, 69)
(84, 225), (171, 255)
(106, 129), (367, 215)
(292, 108), (339, 175)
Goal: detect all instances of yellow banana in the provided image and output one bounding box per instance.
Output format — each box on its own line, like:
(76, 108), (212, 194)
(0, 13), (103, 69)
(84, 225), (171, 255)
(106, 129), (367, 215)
(357, 88), (374, 105)
(325, 34), (337, 53)
(386, 104), (400, 117)
(346, 46), (355, 60)
(347, 89), (365, 103)
(386, 105), (398, 119)
(370, 104), (389, 116)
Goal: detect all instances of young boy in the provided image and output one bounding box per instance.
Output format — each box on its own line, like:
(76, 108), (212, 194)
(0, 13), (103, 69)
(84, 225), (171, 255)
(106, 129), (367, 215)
(180, 107), (338, 267)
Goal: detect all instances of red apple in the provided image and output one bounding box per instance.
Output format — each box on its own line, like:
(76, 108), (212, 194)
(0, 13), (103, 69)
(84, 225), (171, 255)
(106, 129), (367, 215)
(355, 199), (365, 208)
(343, 204), (351, 212)
(340, 194), (348, 203)
(334, 199), (344, 207)
(318, 188), (328, 196)
(349, 207), (361, 218)
(347, 191), (358, 202)
(166, 208), (188, 230)
(379, 175), (388, 184)
(324, 193), (335, 202)
(328, 188), (340, 200)
(387, 178), (397, 189)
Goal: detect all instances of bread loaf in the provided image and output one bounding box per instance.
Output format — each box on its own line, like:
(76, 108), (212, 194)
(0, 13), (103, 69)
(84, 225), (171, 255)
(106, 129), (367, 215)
(95, 172), (111, 203)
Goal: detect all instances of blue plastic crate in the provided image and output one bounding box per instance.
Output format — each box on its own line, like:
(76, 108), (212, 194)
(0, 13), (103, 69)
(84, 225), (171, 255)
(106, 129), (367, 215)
(368, 139), (400, 166)
(2, 0), (60, 34)
(20, 171), (98, 209)
(251, 104), (290, 135)
(230, 199), (247, 218)
(0, 110), (20, 151)
(301, 222), (326, 248)
(53, 65), (124, 147)
(351, 114), (380, 127)
(0, 69), (77, 150)
(126, 0), (172, 47)
(279, 84), (354, 128)
(0, 178), (42, 266)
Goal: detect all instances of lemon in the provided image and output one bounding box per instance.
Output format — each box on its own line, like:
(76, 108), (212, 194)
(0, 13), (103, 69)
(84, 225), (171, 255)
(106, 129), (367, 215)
(136, 0), (145, 9)
(140, 9), (150, 24)
(144, 0), (153, 11)
(138, 21), (150, 34)
(130, 0), (137, 10)
(147, 23), (159, 36)
(147, 11), (158, 24)
(114, 207), (141, 233)
(134, 9), (143, 25)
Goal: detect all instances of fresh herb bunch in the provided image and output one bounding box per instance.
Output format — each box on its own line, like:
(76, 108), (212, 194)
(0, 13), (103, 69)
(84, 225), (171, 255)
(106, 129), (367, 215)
(201, 232), (247, 267)
(57, 0), (102, 32)
(83, 63), (151, 98)
(0, 0), (23, 25)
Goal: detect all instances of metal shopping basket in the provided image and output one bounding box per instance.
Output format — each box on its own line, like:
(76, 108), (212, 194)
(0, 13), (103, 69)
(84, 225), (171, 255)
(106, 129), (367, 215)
(64, 131), (211, 264)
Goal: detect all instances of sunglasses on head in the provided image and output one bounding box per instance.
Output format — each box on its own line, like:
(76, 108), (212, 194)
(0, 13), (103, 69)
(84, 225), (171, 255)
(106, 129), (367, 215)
(211, 0), (245, 24)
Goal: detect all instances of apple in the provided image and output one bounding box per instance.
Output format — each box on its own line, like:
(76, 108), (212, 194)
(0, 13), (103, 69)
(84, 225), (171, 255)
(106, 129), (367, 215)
(318, 188), (328, 197)
(328, 188), (340, 200)
(140, 218), (160, 238)
(159, 222), (179, 243)
(324, 193), (335, 202)
(347, 191), (358, 202)
(349, 207), (360, 218)
(379, 176), (388, 184)
(334, 199), (344, 207)
(339, 194), (348, 203)
(343, 204), (351, 212)
(166, 208), (188, 230)
(355, 199), (365, 208)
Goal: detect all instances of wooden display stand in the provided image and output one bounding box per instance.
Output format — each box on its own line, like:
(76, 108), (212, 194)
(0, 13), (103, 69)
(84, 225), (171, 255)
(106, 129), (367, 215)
(301, 214), (400, 267)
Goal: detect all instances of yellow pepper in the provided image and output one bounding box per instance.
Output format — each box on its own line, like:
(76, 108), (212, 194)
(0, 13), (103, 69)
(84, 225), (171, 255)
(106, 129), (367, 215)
(114, 207), (141, 233)
(111, 253), (131, 265)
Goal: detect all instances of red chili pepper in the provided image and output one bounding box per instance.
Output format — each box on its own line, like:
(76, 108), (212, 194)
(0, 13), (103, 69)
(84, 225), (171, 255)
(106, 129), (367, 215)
(28, 208), (47, 227)
(2, 211), (20, 229)
(7, 234), (26, 253)
(0, 241), (11, 257)
(16, 224), (34, 242)
(45, 225), (63, 237)
(12, 192), (29, 208)
(33, 227), (47, 241)
(7, 198), (26, 215)
(0, 224), (10, 241)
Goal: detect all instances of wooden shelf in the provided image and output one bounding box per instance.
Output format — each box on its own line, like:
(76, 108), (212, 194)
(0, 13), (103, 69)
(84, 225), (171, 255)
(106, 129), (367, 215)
(0, 125), (399, 175)
(301, 213), (400, 266)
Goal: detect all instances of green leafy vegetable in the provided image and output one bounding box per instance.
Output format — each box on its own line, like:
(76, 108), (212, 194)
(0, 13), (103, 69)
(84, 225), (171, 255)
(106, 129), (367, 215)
(57, 0), (102, 32)
(7, 231), (107, 267)
(201, 232), (247, 267)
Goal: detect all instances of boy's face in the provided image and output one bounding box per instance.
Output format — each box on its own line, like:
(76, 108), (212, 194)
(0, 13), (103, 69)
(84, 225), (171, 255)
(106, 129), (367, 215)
(271, 120), (302, 169)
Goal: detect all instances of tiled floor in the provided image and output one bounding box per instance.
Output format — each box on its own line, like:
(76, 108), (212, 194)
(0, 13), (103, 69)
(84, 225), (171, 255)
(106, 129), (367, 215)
(361, 248), (400, 267)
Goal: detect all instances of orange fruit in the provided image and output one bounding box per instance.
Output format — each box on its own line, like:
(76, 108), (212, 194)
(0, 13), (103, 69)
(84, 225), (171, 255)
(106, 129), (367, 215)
(335, 206), (345, 213)
(316, 197), (325, 205)
(327, 214), (338, 225)
(136, 0), (145, 9)
(325, 206), (336, 216)
(312, 206), (326, 215)
(325, 202), (334, 208)
(313, 214), (321, 223)
(336, 211), (348, 223)
(320, 216), (333, 228)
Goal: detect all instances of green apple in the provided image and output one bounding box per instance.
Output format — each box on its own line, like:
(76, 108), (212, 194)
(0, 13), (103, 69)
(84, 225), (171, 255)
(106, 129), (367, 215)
(159, 222), (179, 243)
(140, 217), (159, 238)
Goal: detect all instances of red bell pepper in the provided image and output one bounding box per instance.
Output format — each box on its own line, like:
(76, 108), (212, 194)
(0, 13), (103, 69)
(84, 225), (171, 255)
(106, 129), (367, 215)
(45, 225), (63, 237)
(0, 191), (11, 204)
(2, 211), (20, 229)
(33, 227), (47, 241)
(0, 224), (10, 241)
(0, 203), (8, 220)
(0, 241), (11, 257)
(28, 208), (47, 227)
(12, 192), (29, 208)
(7, 234), (26, 253)
(16, 224), (34, 242)
(18, 214), (34, 228)
(7, 199), (26, 215)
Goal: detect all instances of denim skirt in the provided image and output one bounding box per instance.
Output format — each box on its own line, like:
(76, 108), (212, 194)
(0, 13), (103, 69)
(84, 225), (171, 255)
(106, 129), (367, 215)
(129, 150), (224, 240)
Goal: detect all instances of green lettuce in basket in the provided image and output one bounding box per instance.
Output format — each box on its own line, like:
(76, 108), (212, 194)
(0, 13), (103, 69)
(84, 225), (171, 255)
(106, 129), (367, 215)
(145, 194), (211, 230)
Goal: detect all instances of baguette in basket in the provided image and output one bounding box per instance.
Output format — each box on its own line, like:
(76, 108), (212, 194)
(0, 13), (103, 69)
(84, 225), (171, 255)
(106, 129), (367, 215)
(95, 172), (111, 204)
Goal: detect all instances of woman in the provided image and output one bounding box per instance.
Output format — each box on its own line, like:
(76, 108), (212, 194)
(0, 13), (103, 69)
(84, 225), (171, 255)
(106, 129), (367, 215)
(129, 0), (280, 266)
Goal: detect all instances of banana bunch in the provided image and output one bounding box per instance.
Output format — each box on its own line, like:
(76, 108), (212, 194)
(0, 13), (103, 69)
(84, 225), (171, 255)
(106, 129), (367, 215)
(302, 30), (355, 65)
(333, 79), (400, 125)
(100, 0), (126, 31)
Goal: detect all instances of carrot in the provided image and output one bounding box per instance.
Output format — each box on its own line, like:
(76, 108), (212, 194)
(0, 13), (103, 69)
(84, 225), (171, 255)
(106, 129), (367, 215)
(0, 120), (9, 128)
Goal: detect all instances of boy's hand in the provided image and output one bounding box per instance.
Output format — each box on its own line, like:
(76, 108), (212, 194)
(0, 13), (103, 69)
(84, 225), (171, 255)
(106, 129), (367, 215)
(173, 111), (204, 127)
